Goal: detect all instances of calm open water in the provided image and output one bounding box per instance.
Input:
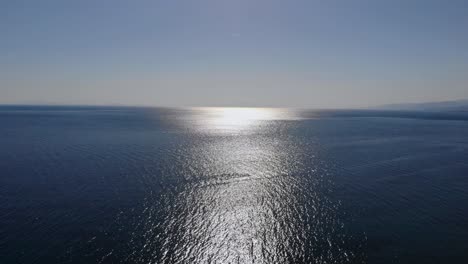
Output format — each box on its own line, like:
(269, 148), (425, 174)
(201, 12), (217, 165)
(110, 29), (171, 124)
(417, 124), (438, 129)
(1, 106), (468, 263)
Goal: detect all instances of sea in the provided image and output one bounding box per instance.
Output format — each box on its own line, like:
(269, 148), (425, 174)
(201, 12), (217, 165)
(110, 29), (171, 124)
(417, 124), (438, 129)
(1, 106), (468, 264)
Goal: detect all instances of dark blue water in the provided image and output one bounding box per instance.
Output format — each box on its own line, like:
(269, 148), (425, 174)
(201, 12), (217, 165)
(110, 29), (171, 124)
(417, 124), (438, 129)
(1, 106), (468, 263)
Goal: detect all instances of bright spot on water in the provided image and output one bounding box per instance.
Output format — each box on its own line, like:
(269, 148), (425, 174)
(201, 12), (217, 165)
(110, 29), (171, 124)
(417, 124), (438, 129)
(195, 107), (297, 132)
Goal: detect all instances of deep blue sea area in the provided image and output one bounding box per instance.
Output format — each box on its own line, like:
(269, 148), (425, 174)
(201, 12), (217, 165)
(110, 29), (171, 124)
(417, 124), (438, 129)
(1, 106), (468, 263)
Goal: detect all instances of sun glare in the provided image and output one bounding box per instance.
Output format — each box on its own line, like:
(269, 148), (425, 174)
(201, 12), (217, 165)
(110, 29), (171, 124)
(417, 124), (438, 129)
(202, 107), (277, 130)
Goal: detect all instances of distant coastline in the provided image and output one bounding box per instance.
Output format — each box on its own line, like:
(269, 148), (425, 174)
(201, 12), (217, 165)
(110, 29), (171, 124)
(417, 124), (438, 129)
(376, 99), (468, 112)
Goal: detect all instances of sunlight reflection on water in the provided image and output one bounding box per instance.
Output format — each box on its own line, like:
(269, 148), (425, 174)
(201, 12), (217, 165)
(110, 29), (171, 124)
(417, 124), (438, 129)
(129, 108), (361, 263)
(189, 107), (302, 133)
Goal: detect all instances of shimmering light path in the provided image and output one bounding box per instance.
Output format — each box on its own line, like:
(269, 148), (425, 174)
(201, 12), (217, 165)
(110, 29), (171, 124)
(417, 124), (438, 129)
(120, 108), (358, 263)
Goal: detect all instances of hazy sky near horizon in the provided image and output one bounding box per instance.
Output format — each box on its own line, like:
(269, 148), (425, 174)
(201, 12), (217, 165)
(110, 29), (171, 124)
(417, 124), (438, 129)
(1, 0), (468, 108)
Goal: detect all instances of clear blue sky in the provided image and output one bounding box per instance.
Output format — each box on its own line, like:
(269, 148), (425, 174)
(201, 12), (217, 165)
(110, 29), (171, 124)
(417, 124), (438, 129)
(1, 0), (468, 108)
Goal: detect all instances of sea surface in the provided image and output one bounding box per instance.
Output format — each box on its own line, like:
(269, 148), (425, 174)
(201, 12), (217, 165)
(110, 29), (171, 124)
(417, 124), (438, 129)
(1, 106), (468, 263)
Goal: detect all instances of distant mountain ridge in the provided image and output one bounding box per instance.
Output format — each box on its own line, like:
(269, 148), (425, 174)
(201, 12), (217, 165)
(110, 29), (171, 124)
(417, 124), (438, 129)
(377, 99), (468, 112)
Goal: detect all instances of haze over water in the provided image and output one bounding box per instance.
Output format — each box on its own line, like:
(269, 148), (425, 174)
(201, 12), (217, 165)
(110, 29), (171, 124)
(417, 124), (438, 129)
(1, 106), (468, 263)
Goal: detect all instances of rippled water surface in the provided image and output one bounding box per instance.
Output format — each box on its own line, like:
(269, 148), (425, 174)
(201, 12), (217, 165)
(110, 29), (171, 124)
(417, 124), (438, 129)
(1, 106), (468, 263)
